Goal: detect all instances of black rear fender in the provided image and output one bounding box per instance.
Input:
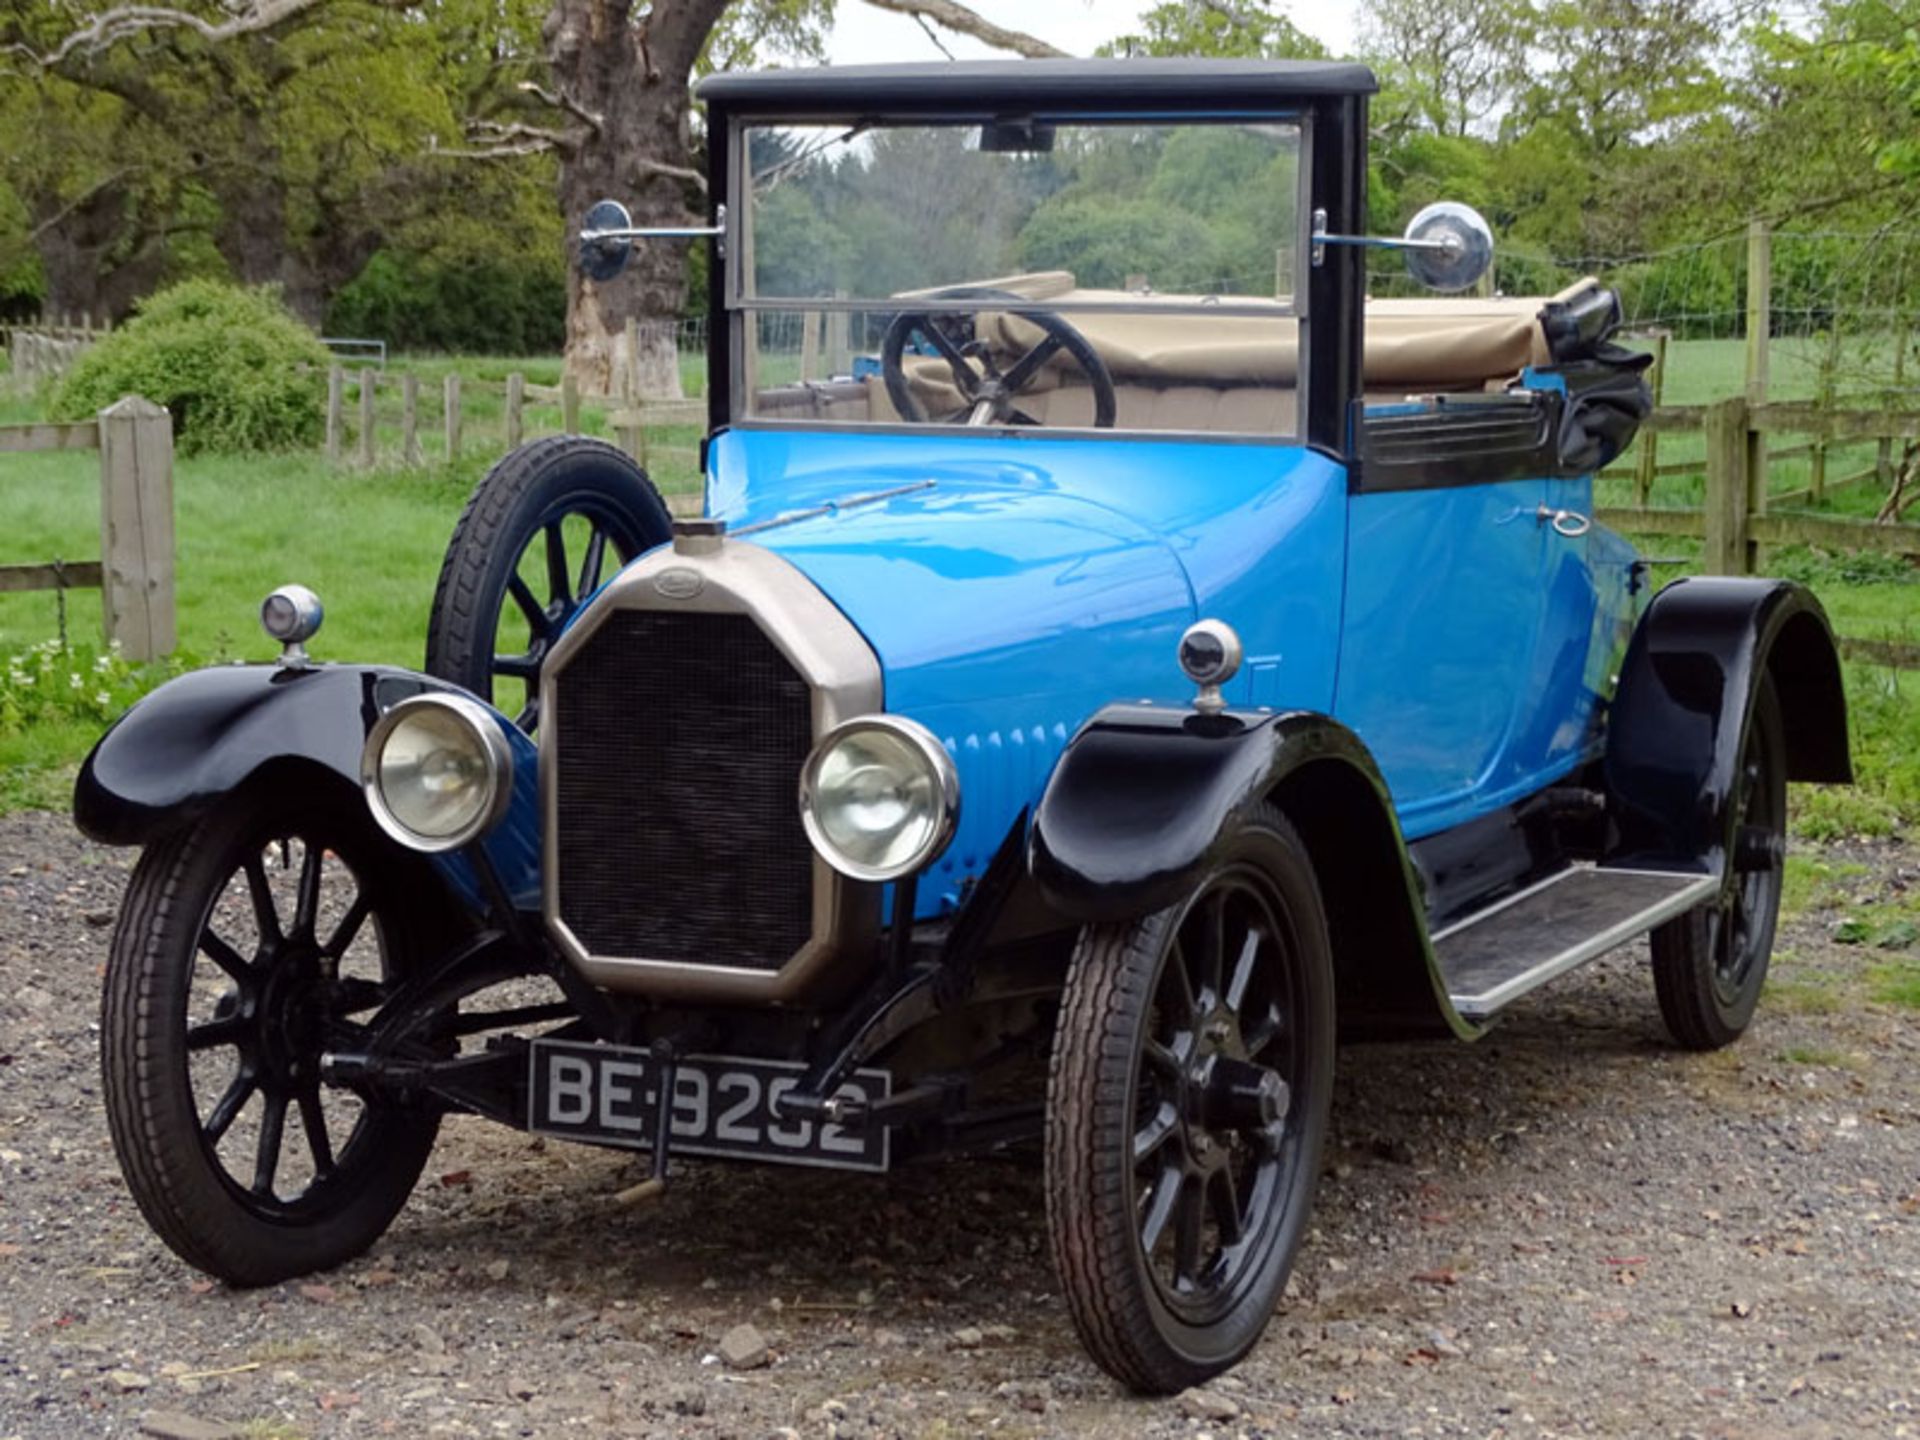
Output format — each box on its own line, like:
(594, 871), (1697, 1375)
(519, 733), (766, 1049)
(73, 662), (541, 915)
(1029, 706), (1468, 1040)
(1605, 577), (1850, 871)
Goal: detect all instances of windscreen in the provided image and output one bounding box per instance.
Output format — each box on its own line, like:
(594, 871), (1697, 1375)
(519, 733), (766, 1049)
(733, 118), (1305, 437)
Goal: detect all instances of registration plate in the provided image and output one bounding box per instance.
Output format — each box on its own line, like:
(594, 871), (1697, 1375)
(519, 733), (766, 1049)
(527, 1039), (892, 1173)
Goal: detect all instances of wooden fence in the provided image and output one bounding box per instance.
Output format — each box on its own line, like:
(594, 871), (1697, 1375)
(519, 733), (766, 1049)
(4, 318), (101, 385)
(0, 396), (175, 660)
(1596, 396), (1920, 667)
(319, 363), (706, 475)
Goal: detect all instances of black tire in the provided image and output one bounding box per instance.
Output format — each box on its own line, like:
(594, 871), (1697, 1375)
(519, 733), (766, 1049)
(425, 436), (672, 731)
(1650, 677), (1788, 1050)
(1046, 804), (1335, 1394)
(101, 784), (443, 1285)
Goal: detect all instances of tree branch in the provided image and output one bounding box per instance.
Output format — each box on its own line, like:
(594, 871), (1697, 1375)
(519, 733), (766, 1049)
(858, 0), (1067, 59)
(516, 79), (603, 136)
(6, 0), (338, 68)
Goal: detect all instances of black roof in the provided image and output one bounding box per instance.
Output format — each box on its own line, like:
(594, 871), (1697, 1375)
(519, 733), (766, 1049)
(696, 58), (1377, 114)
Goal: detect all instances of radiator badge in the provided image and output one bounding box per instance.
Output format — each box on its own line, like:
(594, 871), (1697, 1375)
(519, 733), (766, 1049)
(654, 567), (705, 600)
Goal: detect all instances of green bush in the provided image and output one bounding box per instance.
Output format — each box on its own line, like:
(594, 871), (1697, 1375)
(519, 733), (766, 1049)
(52, 280), (329, 454)
(326, 250), (565, 355)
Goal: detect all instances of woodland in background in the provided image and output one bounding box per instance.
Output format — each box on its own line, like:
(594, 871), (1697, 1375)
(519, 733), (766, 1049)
(2, 0), (1919, 371)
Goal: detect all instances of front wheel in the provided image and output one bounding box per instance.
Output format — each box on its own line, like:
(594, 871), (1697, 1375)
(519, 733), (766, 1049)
(101, 785), (444, 1285)
(1650, 677), (1788, 1050)
(1045, 804), (1334, 1393)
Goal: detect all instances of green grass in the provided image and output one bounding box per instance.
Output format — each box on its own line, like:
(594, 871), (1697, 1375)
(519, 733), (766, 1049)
(4, 337), (1918, 828)
(1868, 958), (1920, 1010)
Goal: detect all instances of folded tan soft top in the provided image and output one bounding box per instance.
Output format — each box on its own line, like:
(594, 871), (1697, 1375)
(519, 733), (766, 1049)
(915, 273), (1600, 390)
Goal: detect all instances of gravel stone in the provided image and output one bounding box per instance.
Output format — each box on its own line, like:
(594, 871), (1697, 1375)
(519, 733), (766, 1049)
(717, 1322), (770, 1370)
(1, 809), (1917, 1439)
(138, 1413), (241, 1440)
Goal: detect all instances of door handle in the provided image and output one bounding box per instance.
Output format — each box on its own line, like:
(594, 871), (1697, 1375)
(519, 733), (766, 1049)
(1536, 505), (1591, 538)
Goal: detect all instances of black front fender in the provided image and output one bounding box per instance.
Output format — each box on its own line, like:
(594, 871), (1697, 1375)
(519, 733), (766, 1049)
(1029, 705), (1468, 1040)
(74, 663), (504, 845)
(1605, 576), (1851, 871)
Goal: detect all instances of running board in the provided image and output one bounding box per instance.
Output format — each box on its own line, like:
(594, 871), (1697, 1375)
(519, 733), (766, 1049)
(1434, 865), (1719, 1021)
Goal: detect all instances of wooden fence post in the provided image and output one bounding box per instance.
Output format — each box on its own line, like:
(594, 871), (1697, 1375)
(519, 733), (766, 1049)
(1702, 396), (1751, 576)
(1881, 307), (1912, 492)
(561, 372), (580, 434)
(357, 368), (377, 468)
(444, 373), (462, 460)
(622, 317), (640, 402)
(827, 290), (850, 377)
(1634, 332), (1669, 506)
(506, 372), (525, 450)
(96, 395), (175, 661)
(401, 373), (421, 467)
(800, 311), (820, 382)
(1810, 325), (1840, 502)
(1745, 220), (1771, 569)
(325, 364), (344, 462)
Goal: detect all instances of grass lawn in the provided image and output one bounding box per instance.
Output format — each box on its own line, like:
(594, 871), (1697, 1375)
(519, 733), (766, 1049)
(2, 338), (1916, 831)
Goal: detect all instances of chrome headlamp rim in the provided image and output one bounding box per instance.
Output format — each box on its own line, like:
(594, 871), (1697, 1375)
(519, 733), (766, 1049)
(798, 713), (960, 883)
(360, 692), (515, 854)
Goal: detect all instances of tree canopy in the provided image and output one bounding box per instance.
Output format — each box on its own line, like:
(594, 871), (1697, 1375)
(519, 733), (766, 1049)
(2, 0), (1917, 352)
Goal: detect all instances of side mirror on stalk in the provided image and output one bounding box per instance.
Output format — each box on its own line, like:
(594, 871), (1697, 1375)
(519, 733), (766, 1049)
(578, 198), (728, 282)
(1311, 200), (1495, 294)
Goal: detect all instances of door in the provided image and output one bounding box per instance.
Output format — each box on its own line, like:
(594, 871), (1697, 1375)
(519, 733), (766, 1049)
(1334, 472), (1548, 840)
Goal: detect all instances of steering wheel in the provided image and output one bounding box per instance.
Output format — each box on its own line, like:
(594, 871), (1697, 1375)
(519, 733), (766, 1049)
(881, 287), (1117, 429)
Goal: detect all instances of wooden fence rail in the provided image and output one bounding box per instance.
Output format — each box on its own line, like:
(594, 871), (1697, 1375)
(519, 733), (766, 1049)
(0, 395), (175, 660)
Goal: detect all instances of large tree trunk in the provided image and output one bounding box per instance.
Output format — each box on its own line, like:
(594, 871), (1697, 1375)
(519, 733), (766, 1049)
(31, 181), (169, 322)
(547, 0), (729, 398)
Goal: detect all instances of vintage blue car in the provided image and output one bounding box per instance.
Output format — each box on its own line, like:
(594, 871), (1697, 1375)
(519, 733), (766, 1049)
(76, 59), (1852, 1393)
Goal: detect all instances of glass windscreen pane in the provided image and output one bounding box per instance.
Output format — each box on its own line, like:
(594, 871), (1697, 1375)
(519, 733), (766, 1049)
(737, 119), (1303, 437)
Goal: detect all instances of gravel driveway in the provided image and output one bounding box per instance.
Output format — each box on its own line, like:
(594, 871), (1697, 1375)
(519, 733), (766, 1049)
(2, 807), (1916, 1439)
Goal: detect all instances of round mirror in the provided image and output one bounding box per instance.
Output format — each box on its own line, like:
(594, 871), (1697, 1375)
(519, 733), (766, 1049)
(1403, 201), (1494, 294)
(579, 199), (634, 282)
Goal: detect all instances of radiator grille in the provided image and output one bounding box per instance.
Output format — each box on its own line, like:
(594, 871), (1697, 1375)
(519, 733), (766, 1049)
(552, 610), (815, 970)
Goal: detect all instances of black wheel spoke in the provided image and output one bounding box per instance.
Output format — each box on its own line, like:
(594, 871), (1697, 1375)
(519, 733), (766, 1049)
(506, 574), (548, 636)
(1133, 1102), (1179, 1164)
(330, 976), (391, 1016)
(1194, 891), (1228, 1003)
(1172, 1178), (1206, 1283)
(1225, 929), (1260, 1014)
(1139, 1160), (1184, 1255)
(242, 854), (281, 944)
(1208, 1166), (1245, 1245)
(203, 1070), (256, 1144)
(1000, 333), (1064, 393)
(199, 930), (252, 983)
(1143, 1038), (1182, 1079)
(515, 696), (540, 731)
(320, 893), (370, 961)
(187, 1015), (247, 1053)
(252, 1091), (288, 1196)
(543, 520), (572, 607)
(577, 526), (611, 598)
(297, 1087), (335, 1179)
(292, 841), (323, 939)
(1243, 1001), (1282, 1058)
(493, 653), (539, 680)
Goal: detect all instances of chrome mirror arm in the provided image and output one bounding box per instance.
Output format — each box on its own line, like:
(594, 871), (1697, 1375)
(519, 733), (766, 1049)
(578, 200), (728, 281)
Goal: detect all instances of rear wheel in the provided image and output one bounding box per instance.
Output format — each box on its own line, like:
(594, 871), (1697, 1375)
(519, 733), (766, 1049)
(101, 786), (443, 1284)
(1650, 677), (1788, 1050)
(425, 437), (671, 732)
(1046, 804), (1334, 1393)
